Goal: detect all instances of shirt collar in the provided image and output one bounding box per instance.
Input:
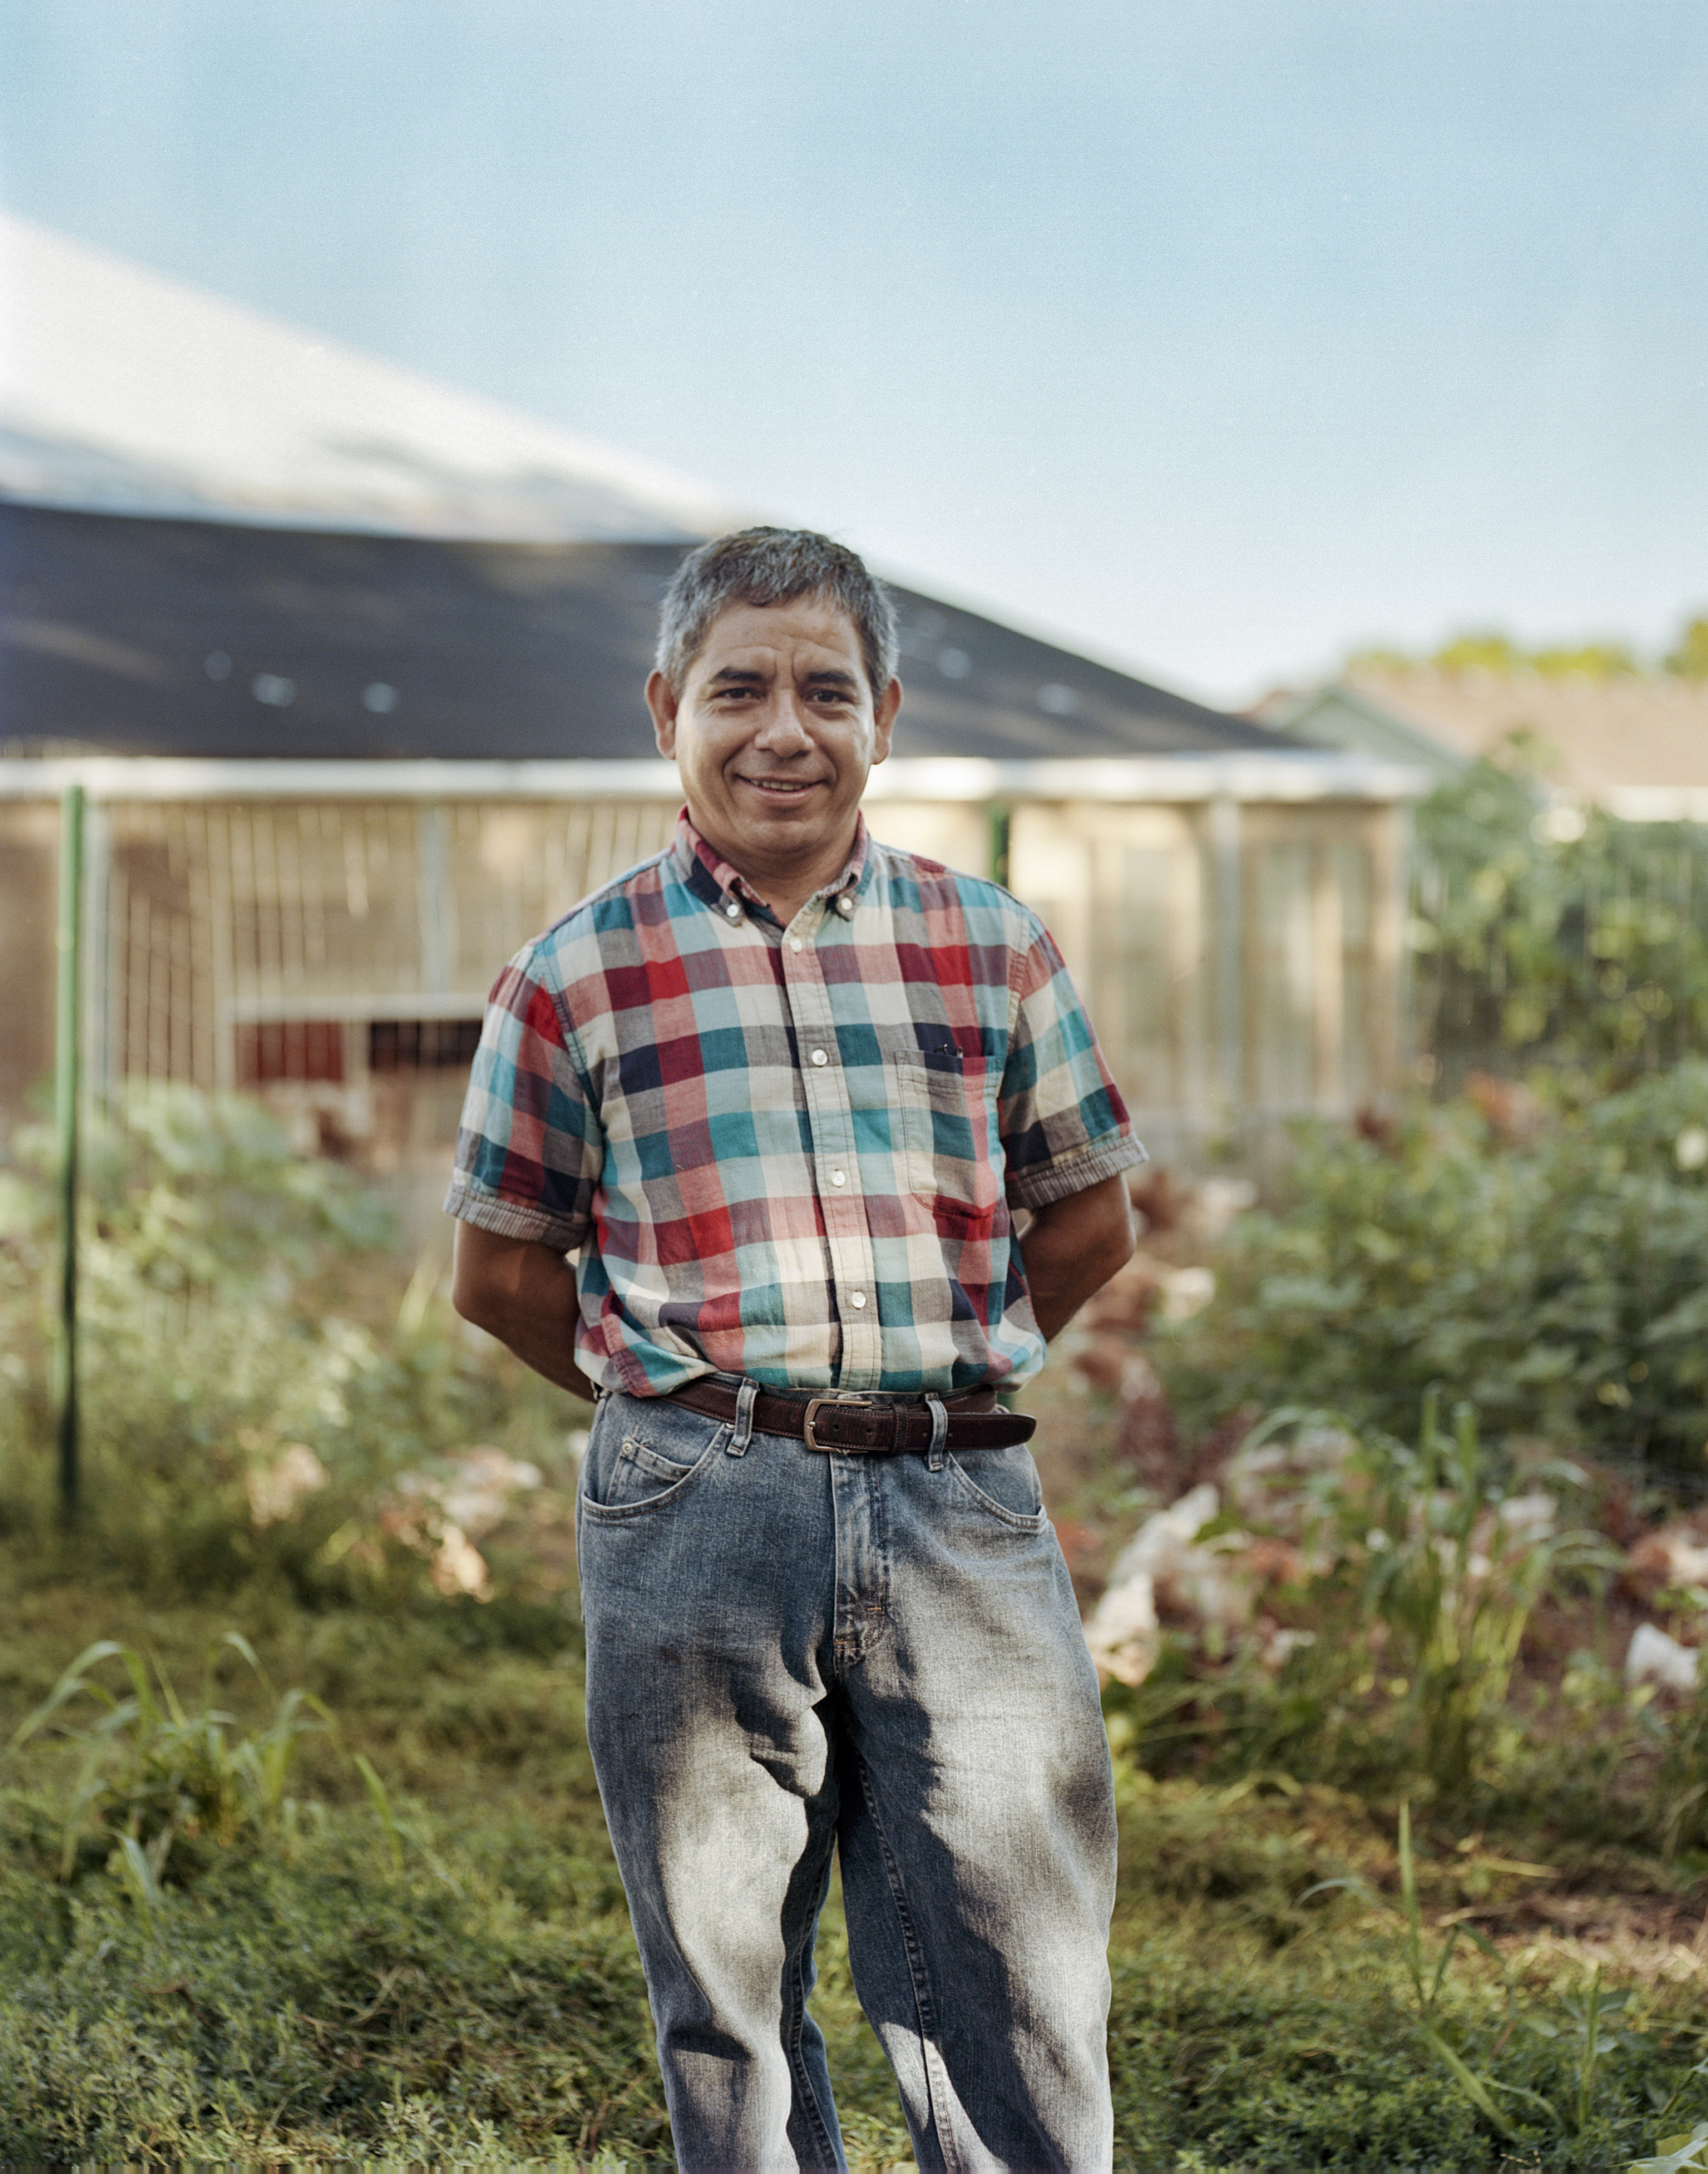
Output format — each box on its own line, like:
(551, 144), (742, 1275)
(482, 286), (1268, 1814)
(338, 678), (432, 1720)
(671, 809), (871, 926)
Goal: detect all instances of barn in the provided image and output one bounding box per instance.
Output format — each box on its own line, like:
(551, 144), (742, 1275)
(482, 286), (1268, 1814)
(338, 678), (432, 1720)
(0, 217), (1424, 1184)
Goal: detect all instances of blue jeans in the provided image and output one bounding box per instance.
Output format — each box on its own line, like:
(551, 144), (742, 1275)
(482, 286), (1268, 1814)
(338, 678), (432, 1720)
(576, 1382), (1117, 2173)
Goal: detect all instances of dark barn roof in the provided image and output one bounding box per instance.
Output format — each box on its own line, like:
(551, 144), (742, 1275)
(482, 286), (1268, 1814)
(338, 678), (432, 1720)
(0, 501), (1278, 762)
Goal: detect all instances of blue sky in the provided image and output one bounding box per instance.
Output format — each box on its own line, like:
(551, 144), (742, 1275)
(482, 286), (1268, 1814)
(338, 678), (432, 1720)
(2, 0), (1705, 702)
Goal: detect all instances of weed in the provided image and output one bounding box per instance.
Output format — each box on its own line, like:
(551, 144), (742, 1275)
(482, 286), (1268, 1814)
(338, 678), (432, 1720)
(1656, 1678), (1708, 1860)
(1299, 1805), (1708, 2165)
(1354, 1397), (1616, 1797)
(1305, 1805), (1525, 2143)
(352, 1751), (407, 1873)
(1105, 1396), (1618, 1811)
(8, 1632), (381, 1885)
(1632, 2120), (1708, 2172)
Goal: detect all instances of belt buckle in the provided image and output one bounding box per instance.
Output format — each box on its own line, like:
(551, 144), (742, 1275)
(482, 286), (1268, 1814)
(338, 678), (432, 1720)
(803, 1393), (872, 1453)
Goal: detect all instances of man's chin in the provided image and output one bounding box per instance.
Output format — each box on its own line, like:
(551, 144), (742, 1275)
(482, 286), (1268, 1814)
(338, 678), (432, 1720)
(725, 794), (848, 842)
(691, 786), (856, 870)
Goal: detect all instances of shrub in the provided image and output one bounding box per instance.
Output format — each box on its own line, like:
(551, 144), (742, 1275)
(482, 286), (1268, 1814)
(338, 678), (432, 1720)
(1415, 753), (1708, 1080)
(1161, 1065), (1708, 1484)
(0, 1086), (583, 1610)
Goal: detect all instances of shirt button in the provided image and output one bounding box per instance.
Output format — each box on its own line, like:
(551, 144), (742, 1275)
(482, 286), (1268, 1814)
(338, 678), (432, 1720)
(724, 901), (742, 923)
(809, 1047), (828, 1067)
(850, 1290), (867, 1309)
(836, 895), (854, 918)
(831, 1169), (847, 1186)
(789, 938), (803, 953)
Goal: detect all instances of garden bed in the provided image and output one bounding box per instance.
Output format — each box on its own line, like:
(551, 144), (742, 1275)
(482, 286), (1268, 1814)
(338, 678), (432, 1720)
(6, 1082), (1708, 2166)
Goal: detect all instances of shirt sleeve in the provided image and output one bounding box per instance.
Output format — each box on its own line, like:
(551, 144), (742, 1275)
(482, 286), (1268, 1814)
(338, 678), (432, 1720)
(443, 945), (604, 1252)
(998, 916), (1147, 1210)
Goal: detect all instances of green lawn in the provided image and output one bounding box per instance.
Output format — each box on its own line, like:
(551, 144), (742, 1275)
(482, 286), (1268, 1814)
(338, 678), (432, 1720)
(2, 1553), (1705, 2171)
(6, 1087), (1708, 2166)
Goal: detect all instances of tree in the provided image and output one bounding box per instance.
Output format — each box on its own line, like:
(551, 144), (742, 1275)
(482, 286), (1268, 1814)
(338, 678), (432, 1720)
(1664, 615), (1708, 679)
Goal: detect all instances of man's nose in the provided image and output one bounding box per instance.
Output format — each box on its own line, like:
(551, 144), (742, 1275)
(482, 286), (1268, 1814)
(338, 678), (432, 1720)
(752, 694), (815, 752)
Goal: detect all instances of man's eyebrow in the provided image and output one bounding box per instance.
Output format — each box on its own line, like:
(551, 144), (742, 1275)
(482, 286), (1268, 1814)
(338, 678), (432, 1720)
(706, 666), (767, 686)
(803, 668), (860, 690)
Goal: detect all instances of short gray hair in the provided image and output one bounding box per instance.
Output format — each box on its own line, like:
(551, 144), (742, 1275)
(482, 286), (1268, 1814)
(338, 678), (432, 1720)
(655, 527), (899, 699)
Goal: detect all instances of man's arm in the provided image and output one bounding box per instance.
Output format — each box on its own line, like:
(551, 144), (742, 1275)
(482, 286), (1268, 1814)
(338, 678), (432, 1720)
(451, 1222), (599, 1406)
(1017, 1173), (1136, 1343)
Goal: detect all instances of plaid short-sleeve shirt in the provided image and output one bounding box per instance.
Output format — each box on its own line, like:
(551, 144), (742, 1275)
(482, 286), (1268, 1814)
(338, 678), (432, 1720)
(446, 812), (1145, 1397)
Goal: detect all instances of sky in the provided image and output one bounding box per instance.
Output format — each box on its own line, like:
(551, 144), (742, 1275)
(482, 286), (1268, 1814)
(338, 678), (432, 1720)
(1, 0), (1705, 706)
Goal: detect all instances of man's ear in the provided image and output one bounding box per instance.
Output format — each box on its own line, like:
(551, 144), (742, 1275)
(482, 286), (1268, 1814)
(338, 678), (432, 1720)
(645, 669), (680, 758)
(871, 677), (902, 765)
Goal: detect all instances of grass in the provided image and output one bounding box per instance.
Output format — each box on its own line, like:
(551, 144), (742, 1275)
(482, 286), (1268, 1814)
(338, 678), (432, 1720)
(4, 1547), (1708, 2168)
(8, 1089), (1708, 2164)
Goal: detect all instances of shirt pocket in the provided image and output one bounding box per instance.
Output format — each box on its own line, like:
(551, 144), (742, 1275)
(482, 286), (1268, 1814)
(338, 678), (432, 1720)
(890, 1054), (1001, 1214)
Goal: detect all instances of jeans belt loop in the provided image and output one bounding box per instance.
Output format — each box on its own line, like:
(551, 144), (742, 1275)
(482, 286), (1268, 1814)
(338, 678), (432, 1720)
(728, 1377), (759, 1457)
(925, 1393), (949, 1472)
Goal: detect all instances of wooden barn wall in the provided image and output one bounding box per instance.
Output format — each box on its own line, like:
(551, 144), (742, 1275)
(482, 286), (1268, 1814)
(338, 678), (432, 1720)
(1007, 797), (1407, 1157)
(0, 802), (57, 1124)
(2, 792), (1408, 1171)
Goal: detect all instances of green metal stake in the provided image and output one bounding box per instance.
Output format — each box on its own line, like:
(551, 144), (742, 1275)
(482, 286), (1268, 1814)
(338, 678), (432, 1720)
(987, 803), (1012, 892)
(54, 781), (84, 1519)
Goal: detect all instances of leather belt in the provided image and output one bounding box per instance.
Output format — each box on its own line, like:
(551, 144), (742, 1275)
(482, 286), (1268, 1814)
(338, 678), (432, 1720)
(663, 1378), (1035, 1454)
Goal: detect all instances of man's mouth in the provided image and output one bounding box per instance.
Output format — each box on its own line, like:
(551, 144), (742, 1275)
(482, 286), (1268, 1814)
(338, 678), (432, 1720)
(736, 775), (823, 802)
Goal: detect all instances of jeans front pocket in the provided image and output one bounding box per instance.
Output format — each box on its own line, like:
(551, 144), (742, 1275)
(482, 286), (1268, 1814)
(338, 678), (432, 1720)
(944, 1445), (1049, 1530)
(579, 1395), (728, 1523)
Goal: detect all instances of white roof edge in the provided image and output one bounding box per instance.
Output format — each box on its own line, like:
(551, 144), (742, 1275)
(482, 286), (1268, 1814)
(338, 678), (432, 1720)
(0, 752), (1430, 803)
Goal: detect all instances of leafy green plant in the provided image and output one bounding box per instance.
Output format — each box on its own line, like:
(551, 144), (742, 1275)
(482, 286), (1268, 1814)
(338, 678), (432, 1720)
(1524, 1968), (1645, 2140)
(1162, 1065), (1708, 1480)
(352, 1750), (407, 1873)
(1105, 1398), (1615, 1805)
(1632, 2118), (1708, 2173)
(9, 1632), (344, 1884)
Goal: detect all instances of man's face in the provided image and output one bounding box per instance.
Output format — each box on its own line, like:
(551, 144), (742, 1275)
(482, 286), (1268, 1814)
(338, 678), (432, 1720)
(647, 596), (900, 896)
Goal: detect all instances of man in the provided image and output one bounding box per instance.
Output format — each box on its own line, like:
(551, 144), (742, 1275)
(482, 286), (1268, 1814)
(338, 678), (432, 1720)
(448, 528), (1143, 2172)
